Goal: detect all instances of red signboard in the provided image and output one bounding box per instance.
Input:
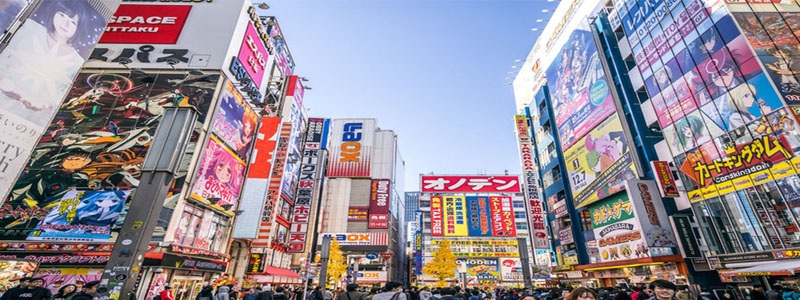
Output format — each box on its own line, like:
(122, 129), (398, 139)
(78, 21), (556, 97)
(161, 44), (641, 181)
(100, 5), (191, 44)
(430, 196), (444, 236)
(489, 196), (516, 237)
(421, 176), (521, 193)
(246, 118), (281, 179)
(651, 161), (679, 197)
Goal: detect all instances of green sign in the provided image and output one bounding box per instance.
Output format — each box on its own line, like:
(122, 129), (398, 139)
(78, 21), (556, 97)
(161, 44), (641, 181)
(589, 193), (634, 228)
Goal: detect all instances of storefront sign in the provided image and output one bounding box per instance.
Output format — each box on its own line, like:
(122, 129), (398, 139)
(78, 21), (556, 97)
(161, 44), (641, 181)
(228, 56), (262, 100)
(327, 120), (375, 177)
(237, 21), (268, 89)
(421, 176), (521, 193)
(466, 196), (492, 236)
(562, 250), (579, 265)
(443, 196), (467, 236)
(100, 4), (191, 44)
(0, 254), (109, 266)
(430, 196), (444, 236)
(559, 227), (574, 244)
(319, 233), (388, 246)
(287, 118), (327, 253)
(368, 179), (390, 229)
(553, 200), (568, 218)
(160, 254), (227, 272)
(589, 193), (647, 263)
(489, 196), (516, 237)
(432, 240), (517, 245)
(357, 271), (387, 282)
(626, 180), (678, 248)
(247, 253), (264, 273)
(347, 207), (369, 222)
(651, 161), (679, 197)
(459, 258), (501, 281)
(454, 252), (520, 258)
(718, 252), (775, 263)
(671, 215), (702, 258)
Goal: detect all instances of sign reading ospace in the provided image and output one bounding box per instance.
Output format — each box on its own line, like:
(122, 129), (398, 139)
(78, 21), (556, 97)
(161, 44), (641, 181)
(100, 5), (191, 44)
(319, 233), (388, 246)
(328, 119), (375, 177)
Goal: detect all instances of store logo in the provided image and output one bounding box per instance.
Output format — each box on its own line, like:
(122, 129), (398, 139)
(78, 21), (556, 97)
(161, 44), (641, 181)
(598, 231), (641, 247)
(100, 5), (191, 44)
(340, 123), (363, 162)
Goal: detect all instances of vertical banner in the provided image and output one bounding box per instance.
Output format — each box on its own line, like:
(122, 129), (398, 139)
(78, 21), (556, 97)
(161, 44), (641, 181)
(651, 161), (679, 197)
(253, 122), (293, 247)
(234, 117), (280, 239)
(515, 115), (549, 249)
(288, 118), (327, 252)
(443, 196), (467, 236)
(430, 196), (444, 236)
(368, 179), (390, 229)
(528, 199), (549, 249)
(415, 210), (424, 275)
(466, 196), (492, 236)
(490, 197), (516, 237)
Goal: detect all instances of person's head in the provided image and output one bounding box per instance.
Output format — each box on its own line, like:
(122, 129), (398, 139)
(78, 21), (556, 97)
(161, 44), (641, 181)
(649, 280), (677, 300)
(29, 278), (44, 288)
(521, 294), (536, 300)
(315, 286), (321, 291)
(728, 83), (758, 111)
(423, 287), (430, 292)
(384, 282), (403, 292)
(566, 288), (598, 300)
(562, 288), (573, 298)
(18, 277), (31, 287)
(277, 287), (285, 293)
(473, 290), (480, 296)
(347, 284), (359, 292)
(32, 0), (100, 51)
(83, 280), (100, 294)
(59, 284), (77, 295)
(165, 286), (172, 290)
(370, 288), (380, 295)
(440, 288), (456, 296)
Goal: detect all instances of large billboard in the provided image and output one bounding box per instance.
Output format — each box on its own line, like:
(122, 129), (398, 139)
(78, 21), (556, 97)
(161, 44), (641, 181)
(253, 122), (292, 247)
(564, 114), (638, 208)
(368, 179), (391, 229)
(489, 196), (516, 237)
(430, 196), (444, 236)
(28, 190), (131, 242)
(288, 118), (327, 253)
(327, 119), (375, 177)
(233, 117), (280, 239)
(318, 232), (388, 246)
(545, 24), (616, 150)
(589, 193), (647, 263)
(458, 258), (501, 283)
(212, 80), (258, 161)
(466, 196), (492, 237)
(421, 175), (521, 193)
(442, 196), (468, 236)
(0, 72), (218, 241)
(99, 4), (191, 44)
(0, 0), (108, 200)
(189, 135), (246, 209)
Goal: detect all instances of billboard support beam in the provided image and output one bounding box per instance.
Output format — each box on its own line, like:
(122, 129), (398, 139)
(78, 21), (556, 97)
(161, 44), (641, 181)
(518, 237), (533, 289)
(319, 236), (333, 288)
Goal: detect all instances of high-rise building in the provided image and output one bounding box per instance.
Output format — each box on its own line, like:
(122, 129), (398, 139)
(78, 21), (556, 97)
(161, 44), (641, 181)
(405, 191), (420, 224)
(317, 118), (406, 285)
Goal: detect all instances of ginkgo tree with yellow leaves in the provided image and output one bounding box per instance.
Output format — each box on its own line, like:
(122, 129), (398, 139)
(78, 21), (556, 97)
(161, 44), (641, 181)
(326, 239), (347, 287)
(422, 239), (457, 287)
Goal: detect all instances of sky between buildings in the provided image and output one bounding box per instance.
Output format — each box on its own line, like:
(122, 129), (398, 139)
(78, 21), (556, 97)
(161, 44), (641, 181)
(259, 0), (555, 191)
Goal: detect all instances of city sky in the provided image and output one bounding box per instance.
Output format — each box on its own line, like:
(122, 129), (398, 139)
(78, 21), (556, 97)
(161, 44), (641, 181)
(260, 0), (555, 191)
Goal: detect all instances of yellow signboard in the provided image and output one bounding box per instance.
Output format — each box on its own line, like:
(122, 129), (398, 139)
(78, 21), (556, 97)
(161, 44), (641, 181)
(443, 196), (468, 236)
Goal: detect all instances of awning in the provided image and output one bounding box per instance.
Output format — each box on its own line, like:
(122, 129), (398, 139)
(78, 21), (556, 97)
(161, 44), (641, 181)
(262, 266), (301, 278)
(719, 259), (800, 276)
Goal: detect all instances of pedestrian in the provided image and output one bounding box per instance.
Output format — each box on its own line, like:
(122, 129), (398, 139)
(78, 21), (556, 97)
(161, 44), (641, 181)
(674, 287), (691, 300)
(229, 285), (240, 300)
(367, 288), (381, 300)
(274, 287), (289, 300)
(419, 287), (433, 300)
(216, 285), (231, 300)
(17, 277), (52, 300)
(438, 288), (463, 300)
(647, 280), (677, 300)
(566, 288), (599, 300)
(560, 288), (573, 300)
(325, 288), (334, 300)
(338, 284), (367, 300)
(50, 284), (77, 300)
(158, 286), (175, 300)
(372, 282), (407, 300)
(1, 277), (32, 300)
(71, 281), (100, 300)
(614, 289), (630, 300)
(261, 286), (276, 300)
(198, 286), (215, 300)
(768, 287), (782, 300)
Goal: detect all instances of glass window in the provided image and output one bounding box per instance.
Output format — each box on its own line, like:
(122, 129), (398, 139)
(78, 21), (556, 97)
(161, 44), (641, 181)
(692, 202), (724, 255)
(749, 182), (800, 248)
(704, 196), (745, 253)
(516, 223), (528, 230)
(579, 210), (592, 232)
(514, 211), (527, 219)
(513, 201), (525, 209)
(175, 205), (203, 247)
(722, 192), (773, 251)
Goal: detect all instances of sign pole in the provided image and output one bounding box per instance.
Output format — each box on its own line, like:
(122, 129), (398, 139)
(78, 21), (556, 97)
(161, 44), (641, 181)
(319, 236), (333, 289)
(517, 238), (533, 289)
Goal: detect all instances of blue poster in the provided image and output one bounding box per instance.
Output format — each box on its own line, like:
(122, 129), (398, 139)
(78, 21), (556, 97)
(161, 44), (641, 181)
(466, 196), (492, 237)
(28, 190), (132, 242)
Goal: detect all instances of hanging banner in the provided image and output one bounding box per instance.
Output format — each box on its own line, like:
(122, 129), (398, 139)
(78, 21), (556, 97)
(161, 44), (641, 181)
(489, 196), (516, 237)
(651, 161), (679, 197)
(287, 118), (328, 253)
(466, 196), (492, 237)
(430, 196), (444, 236)
(368, 179), (390, 229)
(28, 190), (132, 242)
(253, 122), (292, 247)
(443, 196), (468, 236)
(421, 175), (520, 193)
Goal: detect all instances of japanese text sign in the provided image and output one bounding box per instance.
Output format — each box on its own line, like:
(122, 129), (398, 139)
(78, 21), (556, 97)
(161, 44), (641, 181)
(489, 196), (516, 237)
(430, 196), (444, 236)
(421, 176), (521, 193)
(238, 21), (268, 89)
(443, 196), (468, 236)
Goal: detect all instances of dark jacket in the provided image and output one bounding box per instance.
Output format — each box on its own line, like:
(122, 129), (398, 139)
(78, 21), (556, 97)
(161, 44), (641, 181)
(0, 286), (24, 300)
(751, 291), (768, 300)
(71, 292), (95, 300)
(274, 293), (289, 300)
(339, 292), (367, 300)
(260, 291), (276, 300)
(16, 287), (52, 300)
(50, 291), (77, 300)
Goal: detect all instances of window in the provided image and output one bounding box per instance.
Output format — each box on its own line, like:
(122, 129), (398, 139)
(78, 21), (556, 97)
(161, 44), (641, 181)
(420, 200), (430, 207)
(174, 205), (203, 246)
(514, 211), (527, 219)
(551, 167), (561, 183)
(579, 210), (592, 232)
(516, 222), (528, 230)
(513, 201), (525, 209)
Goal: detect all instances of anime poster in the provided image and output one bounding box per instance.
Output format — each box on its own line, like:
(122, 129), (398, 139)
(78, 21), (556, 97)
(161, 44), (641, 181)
(734, 12), (800, 104)
(0, 72), (218, 241)
(564, 114), (638, 208)
(27, 190), (131, 242)
(0, 259), (36, 292)
(699, 73), (784, 132)
(279, 98), (305, 203)
(0, 0), (107, 200)
(545, 25), (616, 150)
(662, 110), (714, 154)
(190, 135), (246, 209)
(211, 80), (258, 161)
(35, 268), (102, 295)
(459, 258), (500, 282)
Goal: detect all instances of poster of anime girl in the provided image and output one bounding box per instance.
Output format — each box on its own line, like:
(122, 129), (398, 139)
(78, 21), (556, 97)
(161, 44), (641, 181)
(545, 23), (616, 151)
(211, 80), (258, 161)
(190, 135), (245, 209)
(27, 190), (131, 242)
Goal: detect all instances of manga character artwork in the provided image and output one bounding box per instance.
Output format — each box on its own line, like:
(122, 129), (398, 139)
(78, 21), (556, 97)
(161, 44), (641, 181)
(211, 80), (257, 161)
(0, 72), (218, 241)
(189, 135), (246, 209)
(27, 190), (132, 242)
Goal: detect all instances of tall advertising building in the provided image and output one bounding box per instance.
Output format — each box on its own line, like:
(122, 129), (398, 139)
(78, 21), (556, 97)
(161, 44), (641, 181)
(318, 118), (406, 285)
(415, 174), (551, 287)
(0, 1), (313, 298)
(516, 0), (800, 289)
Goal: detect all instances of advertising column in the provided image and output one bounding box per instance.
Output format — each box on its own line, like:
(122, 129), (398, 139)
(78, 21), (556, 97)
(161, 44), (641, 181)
(514, 115), (549, 250)
(287, 118), (328, 253)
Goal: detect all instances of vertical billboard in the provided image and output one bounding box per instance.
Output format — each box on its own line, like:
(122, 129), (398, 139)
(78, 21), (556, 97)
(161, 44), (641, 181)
(279, 90), (306, 206)
(212, 80), (258, 161)
(489, 196), (516, 237)
(237, 21), (268, 89)
(0, 0), (108, 200)
(368, 179), (391, 229)
(190, 135), (246, 209)
(414, 210), (424, 275)
(253, 122), (292, 247)
(28, 190), (131, 242)
(234, 117), (280, 239)
(288, 118), (327, 252)
(0, 72), (217, 240)
(443, 196), (468, 236)
(624, 180), (678, 248)
(327, 119), (375, 177)
(589, 193), (646, 263)
(515, 115), (549, 249)
(430, 196), (444, 236)
(466, 196), (492, 237)
(545, 23), (616, 150)
(564, 114), (639, 208)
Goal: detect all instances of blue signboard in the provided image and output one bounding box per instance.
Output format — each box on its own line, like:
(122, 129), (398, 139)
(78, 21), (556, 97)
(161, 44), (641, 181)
(466, 196), (492, 237)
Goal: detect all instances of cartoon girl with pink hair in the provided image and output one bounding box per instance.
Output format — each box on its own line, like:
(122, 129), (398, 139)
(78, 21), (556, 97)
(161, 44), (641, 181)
(203, 148), (242, 204)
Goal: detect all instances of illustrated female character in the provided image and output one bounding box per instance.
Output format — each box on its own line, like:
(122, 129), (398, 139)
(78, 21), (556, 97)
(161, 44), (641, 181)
(74, 191), (128, 227)
(0, 0), (103, 126)
(654, 66), (673, 90)
(726, 83), (762, 128)
(765, 46), (800, 93)
(236, 115), (256, 158)
(204, 149), (242, 195)
(673, 114), (708, 150)
(701, 55), (743, 99)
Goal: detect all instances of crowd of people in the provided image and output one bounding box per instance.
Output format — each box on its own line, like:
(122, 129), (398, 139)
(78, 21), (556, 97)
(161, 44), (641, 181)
(0, 277), (100, 300)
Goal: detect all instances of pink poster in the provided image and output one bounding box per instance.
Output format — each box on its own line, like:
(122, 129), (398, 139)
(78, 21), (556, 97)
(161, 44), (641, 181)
(238, 21), (268, 88)
(190, 135), (246, 209)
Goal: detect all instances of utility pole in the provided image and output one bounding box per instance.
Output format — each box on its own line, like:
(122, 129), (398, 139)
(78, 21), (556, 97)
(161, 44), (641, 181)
(517, 238), (533, 289)
(319, 236), (333, 289)
(96, 107), (198, 299)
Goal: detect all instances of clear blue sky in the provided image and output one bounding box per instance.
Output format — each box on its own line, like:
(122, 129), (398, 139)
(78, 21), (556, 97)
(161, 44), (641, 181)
(261, 0), (554, 191)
